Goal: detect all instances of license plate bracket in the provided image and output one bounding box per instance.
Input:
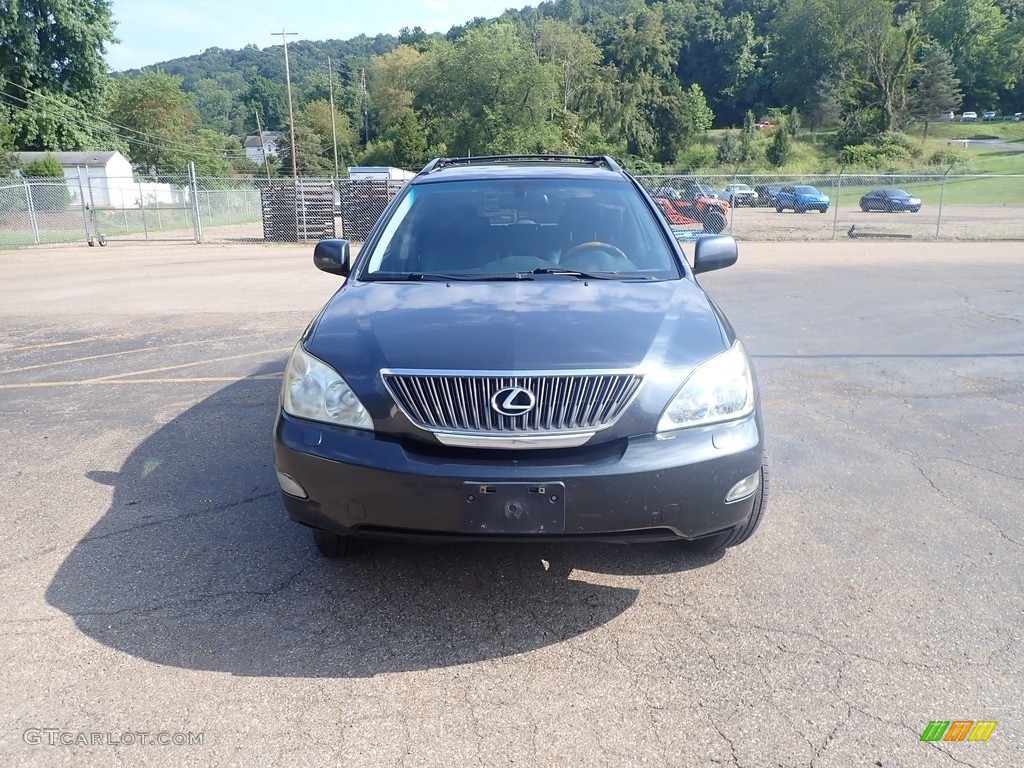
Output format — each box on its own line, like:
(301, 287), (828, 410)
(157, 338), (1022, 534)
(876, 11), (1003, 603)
(463, 482), (566, 534)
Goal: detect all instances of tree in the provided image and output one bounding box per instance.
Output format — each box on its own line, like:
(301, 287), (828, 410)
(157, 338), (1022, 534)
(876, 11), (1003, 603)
(296, 99), (359, 174)
(768, 0), (854, 109)
(0, 0), (117, 150)
(909, 41), (963, 121)
(676, 6), (762, 126)
(387, 111), (428, 169)
(851, 11), (922, 131)
(0, 117), (17, 174)
(926, 0), (1013, 106)
(242, 75), (289, 133)
(593, 4), (697, 159)
(417, 23), (560, 156)
(397, 25), (432, 51)
(276, 122), (334, 177)
(190, 129), (234, 177)
(740, 109), (756, 160)
(368, 46), (424, 130)
(766, 117), (793, 165)
(806, 75), (841, 130)
(787, 107), (802, 136)
(109, 71), (198, 175)
(191, 79), (235, 134)
(995, 0), (1024, 20)
(533, 17), (601, 112)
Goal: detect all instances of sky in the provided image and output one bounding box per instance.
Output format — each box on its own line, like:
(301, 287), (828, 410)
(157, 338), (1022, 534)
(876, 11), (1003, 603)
(106, 0), (519, 71)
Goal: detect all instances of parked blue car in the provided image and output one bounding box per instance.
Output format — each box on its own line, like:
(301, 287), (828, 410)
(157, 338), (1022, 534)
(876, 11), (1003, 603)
(775, 185), (830, 213)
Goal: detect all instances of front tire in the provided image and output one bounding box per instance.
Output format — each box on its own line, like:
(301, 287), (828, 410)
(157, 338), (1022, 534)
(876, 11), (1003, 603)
(680, 461), (770, 553)
(700, 209), (728, 234)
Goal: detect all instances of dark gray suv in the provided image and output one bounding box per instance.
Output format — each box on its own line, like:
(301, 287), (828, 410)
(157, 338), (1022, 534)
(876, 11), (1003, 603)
(273, 155), (767, 557)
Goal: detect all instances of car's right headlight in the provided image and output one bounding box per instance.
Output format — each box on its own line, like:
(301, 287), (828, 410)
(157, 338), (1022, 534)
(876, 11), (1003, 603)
(281, 343), (373, 430)
(657, 341), (755, 432)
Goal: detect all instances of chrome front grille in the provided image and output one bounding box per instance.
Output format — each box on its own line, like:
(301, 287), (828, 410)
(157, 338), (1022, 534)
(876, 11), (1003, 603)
(382, 371), (643, 436)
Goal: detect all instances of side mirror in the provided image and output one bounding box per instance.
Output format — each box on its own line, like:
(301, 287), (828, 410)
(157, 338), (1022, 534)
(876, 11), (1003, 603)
(313, 239), (352, 277)
(691, 234), (738, 275)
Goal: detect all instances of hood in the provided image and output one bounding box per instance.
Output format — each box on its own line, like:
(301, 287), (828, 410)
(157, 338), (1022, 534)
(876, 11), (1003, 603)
(307, 279), (728, 393)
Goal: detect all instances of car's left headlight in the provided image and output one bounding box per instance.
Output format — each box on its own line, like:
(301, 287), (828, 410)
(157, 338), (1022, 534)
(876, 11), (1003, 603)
(657, 341), (755, 432)
(281, 343), (373, 430)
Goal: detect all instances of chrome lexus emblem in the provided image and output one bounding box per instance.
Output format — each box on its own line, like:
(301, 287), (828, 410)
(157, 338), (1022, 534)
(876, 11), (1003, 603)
(491, 386), (537, 417)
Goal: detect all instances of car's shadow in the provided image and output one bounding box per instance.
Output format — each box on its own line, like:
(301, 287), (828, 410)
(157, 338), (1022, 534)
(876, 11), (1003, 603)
(47, 365), (720, 678)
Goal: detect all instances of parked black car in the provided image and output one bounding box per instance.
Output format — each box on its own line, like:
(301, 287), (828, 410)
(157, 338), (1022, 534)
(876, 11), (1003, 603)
(753, 183), (783, 207)
(859, 188), (922, 213)
(274, 155), (767, 557)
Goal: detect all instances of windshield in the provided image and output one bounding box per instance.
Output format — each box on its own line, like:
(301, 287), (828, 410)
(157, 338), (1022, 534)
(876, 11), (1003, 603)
(362, 178), (681, 280)
(794, 186), (820, 194)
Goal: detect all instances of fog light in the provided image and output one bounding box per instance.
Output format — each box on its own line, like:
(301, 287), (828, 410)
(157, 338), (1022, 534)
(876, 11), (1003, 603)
(725, 470), (760, 503)
(276, 470), (307, 499)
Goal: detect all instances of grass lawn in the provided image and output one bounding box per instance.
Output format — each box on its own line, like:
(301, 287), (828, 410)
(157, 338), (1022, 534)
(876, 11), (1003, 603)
(831, 175), (1024, 206)
(698, 122), (1024, 203)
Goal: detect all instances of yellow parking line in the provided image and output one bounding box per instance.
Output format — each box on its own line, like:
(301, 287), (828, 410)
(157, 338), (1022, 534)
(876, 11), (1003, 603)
(83, 349), (291, 382)
(0, 333), (140, 353)
(0, 373), (283, 389)
(0, 333), (265, 374)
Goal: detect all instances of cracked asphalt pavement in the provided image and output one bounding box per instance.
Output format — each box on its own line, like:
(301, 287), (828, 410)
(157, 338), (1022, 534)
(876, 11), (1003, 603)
(0, 240), (1021, 767)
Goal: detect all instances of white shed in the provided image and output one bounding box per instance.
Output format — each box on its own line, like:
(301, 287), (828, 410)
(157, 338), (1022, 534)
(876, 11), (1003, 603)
(15, 151), (179, 208)
(346, 166), (416, 181)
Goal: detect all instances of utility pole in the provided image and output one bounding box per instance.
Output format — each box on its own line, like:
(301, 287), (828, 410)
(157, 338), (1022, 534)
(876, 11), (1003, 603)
(328, 56), (340, 180)
(360, 68), (369, 145)
(271, 30), (299, 182)
(254, 111), (273, 184)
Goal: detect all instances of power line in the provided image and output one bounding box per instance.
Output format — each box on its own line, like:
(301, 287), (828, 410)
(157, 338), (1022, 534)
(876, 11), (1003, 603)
(0, 76), (247, 164)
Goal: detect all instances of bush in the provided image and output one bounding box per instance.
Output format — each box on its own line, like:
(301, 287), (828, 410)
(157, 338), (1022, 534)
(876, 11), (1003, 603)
(618, 155), (663, 175)
(838, 143), (884, 167)
(766, 123), (793, 167)
(675, 142), (717, 171)
(23, 154), (72, 211)
(927, 148), (970, 166)
(0, 150), (17, 176)
(23, 155), (65, 178)
(877, 132), (921, 161)
(878, 131), (914, 152)
(837, 135), (921, 169)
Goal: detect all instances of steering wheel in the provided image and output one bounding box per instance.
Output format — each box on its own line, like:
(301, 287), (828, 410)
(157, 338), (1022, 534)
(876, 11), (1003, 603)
(562, 241), (631, 264)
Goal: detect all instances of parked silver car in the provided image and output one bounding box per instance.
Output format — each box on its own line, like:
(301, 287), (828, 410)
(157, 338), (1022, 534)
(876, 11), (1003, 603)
(722, 184), (758, 207)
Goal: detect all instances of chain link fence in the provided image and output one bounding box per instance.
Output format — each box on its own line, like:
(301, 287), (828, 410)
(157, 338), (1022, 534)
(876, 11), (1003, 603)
(635, 173), (1024, 241)
(2, 170), (1022, 249)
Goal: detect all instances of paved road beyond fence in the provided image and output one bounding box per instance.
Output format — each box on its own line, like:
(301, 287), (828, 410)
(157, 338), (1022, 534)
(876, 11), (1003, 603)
(1, 171), (1022, 249)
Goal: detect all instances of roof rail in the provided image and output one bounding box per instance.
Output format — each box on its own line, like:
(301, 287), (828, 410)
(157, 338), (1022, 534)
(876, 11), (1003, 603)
(420, 155), (622, 174)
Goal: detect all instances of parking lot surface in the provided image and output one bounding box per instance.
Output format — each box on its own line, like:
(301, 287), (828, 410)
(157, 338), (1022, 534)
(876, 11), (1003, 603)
(1, 240), (1021, 767)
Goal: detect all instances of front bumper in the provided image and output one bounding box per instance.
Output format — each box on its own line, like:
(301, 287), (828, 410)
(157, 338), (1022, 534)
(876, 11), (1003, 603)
(273, 410), (764, 543)
(799, 200), (829, 211)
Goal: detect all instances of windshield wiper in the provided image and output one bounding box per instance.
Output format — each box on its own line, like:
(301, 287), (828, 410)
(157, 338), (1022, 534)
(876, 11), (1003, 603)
(530, 267), (655, 281)
(402, 272), (523, 281)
